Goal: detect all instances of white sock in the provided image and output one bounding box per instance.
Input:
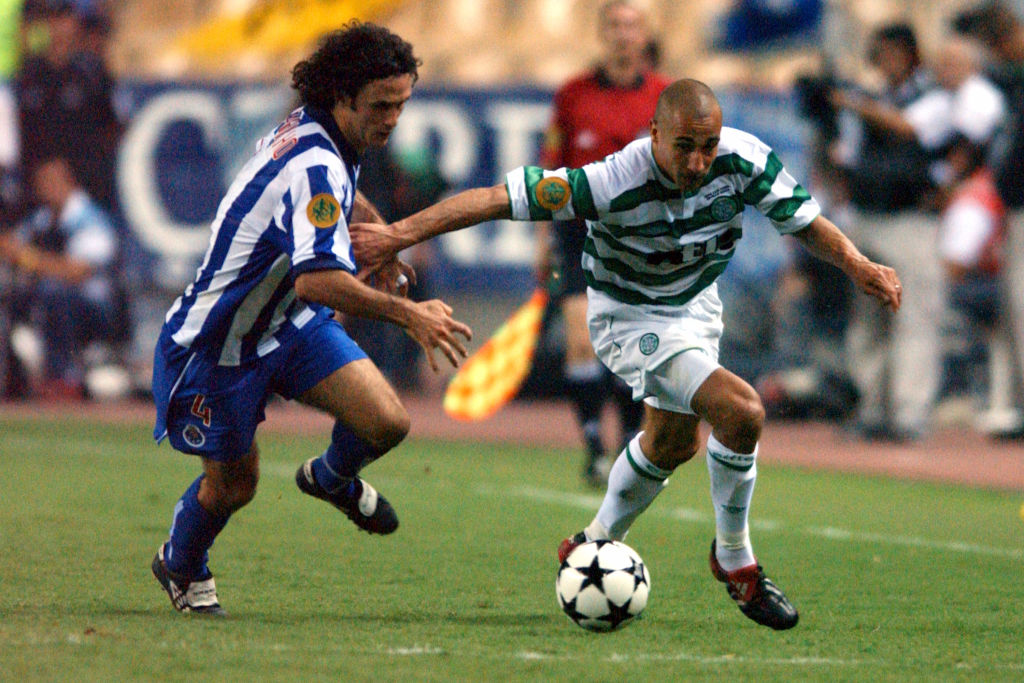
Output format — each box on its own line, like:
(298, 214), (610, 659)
(706, 433), (757, 571)
(590, 432), (670, 541)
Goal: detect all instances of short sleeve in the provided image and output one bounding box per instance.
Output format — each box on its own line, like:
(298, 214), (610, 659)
(289, 160), (355, 275)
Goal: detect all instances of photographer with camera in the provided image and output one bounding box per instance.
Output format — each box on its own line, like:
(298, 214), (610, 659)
(821, 23), (946, 442)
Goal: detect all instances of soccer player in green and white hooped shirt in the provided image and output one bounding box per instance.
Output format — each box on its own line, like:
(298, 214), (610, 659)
(352, 79), (904, 630)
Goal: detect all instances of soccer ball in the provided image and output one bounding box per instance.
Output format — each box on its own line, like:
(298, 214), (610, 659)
(555, 539), (650, 632)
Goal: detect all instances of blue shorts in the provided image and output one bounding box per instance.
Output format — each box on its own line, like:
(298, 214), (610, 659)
(152, 316), (367, 460)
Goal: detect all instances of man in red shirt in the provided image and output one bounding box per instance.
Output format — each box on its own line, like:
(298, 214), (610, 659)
(536, 0), (670, 486)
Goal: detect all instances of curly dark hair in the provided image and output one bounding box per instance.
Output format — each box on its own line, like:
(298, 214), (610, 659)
(291, 21), (421, 110)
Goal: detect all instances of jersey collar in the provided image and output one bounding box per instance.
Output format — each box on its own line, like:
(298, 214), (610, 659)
(594, 66), (645, 90)
(305, 105), (360, 168)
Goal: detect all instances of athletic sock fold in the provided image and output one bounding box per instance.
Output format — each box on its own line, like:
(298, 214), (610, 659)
(313, 421), (383, 493)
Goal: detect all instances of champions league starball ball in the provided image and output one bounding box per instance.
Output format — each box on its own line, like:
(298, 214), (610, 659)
(555, 540), (650, 632)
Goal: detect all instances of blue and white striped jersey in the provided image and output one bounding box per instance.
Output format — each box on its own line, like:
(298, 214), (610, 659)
(160, 106), (360, 367)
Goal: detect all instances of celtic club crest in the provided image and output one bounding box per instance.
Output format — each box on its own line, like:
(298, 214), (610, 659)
(709, 196), (739, 222)
(639, 333), (659, 355)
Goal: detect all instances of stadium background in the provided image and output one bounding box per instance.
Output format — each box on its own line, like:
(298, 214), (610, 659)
(5, 0), (1024, 438)
(95, 0), (1015, 394)
(34, 0), (1018, 485)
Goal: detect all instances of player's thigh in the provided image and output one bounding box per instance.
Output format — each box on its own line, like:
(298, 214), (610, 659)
(639, 404), (702, 469)
(298, 358), (409, 450)
(561, 293), (596, 363)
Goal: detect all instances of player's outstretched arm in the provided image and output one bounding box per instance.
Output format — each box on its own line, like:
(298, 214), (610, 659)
(791, 215), (903, 312)
(295, 268), (472, 370)
(352, 184), (512, 273)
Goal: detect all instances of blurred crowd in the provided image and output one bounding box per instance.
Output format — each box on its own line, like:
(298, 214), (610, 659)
(757, 1), (1024, 442)
(0, 0), (125, 401)
(0, 0), (1022, 445)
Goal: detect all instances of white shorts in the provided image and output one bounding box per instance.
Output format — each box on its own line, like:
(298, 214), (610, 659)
(587, 285), (724, 415)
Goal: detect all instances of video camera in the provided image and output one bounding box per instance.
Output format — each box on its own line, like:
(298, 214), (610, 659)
(793, 70), (842, 139)
(950, 3), (1006, 44)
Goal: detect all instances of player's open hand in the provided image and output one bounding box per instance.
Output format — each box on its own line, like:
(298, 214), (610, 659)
(852, 259), (902, 312)
(351, 222), (406, 275)
(405, 299), (473, 372)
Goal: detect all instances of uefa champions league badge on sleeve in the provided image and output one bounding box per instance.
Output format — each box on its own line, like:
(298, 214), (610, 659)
(535, 177), (571, 212)
(307, 193), (341, 228)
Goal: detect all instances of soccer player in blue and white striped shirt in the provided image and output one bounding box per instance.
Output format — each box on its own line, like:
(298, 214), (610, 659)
(352, 79), (904, 630)
(150, 23), (472, 615)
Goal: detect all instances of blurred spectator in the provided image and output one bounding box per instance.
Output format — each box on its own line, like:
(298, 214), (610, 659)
(935, 133), (1021, 430)
(754, 247), (858, 421)
(922, 37), (1012, 425)
(78, 8), (112, 61)
(931, 37), (1006, 153)
(343, 142), (445, 391)
(952, 1), (1024, 438)
(763, 70), (864, 421)
(828, 23), (945, 442)
(14, 0), (121, 214)
(0, 157), (119, 399)
(0, 0), (22, 226)
(533, 0), (670, 486)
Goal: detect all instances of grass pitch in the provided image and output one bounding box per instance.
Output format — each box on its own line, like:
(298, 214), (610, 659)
(1, 414), (1022, 681)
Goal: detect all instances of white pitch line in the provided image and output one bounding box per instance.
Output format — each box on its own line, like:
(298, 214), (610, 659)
(807, 526), (1024, 560)
(479, 484), (1024, 562)
(262, 471), (1022, 561)
(517, 651), (865, 666)
(383, 645), (445, 656)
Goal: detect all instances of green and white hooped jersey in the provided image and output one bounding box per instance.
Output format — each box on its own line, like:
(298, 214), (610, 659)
(506, 128), (821, 307)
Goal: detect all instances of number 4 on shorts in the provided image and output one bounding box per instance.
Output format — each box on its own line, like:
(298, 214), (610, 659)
(190, 395), (211, 427)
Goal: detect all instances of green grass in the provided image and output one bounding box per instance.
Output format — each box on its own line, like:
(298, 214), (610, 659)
(1, 416), (1022, 682)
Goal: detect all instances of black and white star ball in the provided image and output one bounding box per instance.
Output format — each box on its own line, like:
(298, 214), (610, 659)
(555, 540), (650, 632)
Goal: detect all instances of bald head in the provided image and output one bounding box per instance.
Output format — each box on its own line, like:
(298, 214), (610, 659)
(654, 79), (721, 126)
(650, 79), (723, 192)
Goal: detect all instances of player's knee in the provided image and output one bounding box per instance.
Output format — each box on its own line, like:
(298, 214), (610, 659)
(678, 431), (702, 464)
(644, 429), (700, 468)
(228, 478), (259, 511)
(728, 391), (765, 449)
(369, 403), (410, 452)
(202, 469), (259, 515)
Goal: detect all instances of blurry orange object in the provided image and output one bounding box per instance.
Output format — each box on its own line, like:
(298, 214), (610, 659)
(443, 289), (549, 421)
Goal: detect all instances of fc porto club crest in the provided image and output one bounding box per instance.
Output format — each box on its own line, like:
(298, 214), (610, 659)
(535, 177), (571, 212)
(639, 333), (659, 355)
(709, 196), (739, 222)
(182, 424), (206, 448)
(307, 193), (341, 228)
